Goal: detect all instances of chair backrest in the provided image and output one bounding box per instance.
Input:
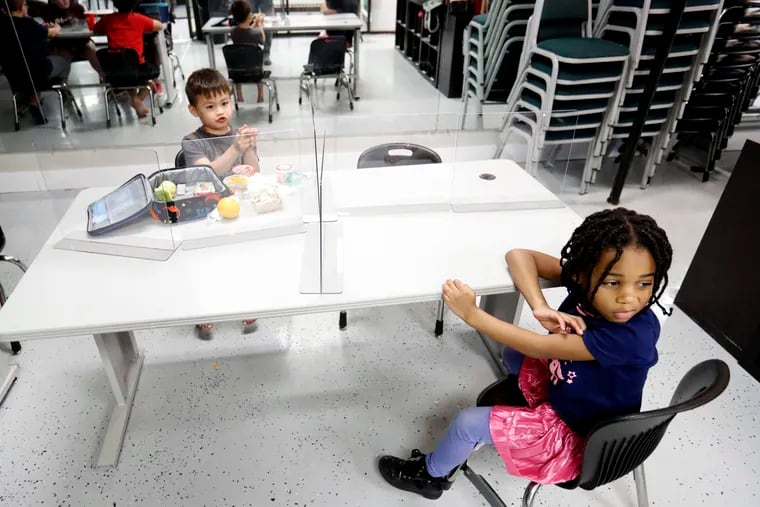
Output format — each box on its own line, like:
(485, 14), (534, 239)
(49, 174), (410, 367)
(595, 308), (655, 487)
(175, 149), (186, 168)
(0, 224), (5, 253)
(356, 143), (443, 168)
(575, 359), (730, 490)
(96, 48), (143, 86)
(308, 36), (348, 76)
(222, 44), (265, 83)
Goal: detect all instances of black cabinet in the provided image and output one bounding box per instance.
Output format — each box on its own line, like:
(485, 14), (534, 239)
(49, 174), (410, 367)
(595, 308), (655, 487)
(675, 140), (760, 382)
(395, 0), (473, 97)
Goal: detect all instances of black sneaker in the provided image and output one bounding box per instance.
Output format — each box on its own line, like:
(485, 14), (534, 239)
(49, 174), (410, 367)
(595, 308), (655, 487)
(378, 449), (454, 500)
(28, 104), (47, 125)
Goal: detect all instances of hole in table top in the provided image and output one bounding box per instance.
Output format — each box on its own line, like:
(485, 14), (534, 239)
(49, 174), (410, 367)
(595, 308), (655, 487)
(479, 173), (496, 180)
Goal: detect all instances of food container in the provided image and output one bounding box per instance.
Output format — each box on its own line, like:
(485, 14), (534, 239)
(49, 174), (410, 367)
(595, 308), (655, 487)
(223, 174), (249, 193)
(232, 164), (257, 176)
(148, 166), (229, 224)
(275, 163), (293, 184)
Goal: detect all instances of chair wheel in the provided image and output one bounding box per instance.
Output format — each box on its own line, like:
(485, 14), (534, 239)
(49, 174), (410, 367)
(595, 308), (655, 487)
(276, 103), (280, 111)
(298, 97), (302, 105)
(350, 102), (354, 111)
(107, 119), (112, 128)
(337, 93), (340, 100)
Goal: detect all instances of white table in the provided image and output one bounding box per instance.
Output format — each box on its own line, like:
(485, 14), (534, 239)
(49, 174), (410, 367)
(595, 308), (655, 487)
(201, 14), (363, 97)
(0, 160), (581, 467)
(58, 26), (178, 107)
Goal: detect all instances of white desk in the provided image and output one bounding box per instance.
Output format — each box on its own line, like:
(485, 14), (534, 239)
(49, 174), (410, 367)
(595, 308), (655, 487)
(201, 14), (362, 97)
(0, 160), (580, 467)
(58, 26), (178, 107)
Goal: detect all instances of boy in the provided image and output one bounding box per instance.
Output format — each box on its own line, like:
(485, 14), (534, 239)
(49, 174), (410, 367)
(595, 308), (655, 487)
(181, 68), (261, 178)
(229, 0), (266, 103)
(181, 68), (261, 339)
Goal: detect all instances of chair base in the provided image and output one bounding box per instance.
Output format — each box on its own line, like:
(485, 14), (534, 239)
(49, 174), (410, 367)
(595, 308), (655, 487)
(462, 463), (650, 507)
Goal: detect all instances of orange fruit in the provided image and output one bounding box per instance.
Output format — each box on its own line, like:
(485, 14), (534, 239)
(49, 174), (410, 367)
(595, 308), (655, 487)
(217, 197), (240, 219)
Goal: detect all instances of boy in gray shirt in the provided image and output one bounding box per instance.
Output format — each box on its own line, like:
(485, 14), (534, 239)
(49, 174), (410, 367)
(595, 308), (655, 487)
(181, 68), (260, 178)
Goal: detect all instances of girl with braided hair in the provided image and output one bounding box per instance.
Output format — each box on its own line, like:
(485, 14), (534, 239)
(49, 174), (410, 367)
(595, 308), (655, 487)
(378, 208), (673, 500)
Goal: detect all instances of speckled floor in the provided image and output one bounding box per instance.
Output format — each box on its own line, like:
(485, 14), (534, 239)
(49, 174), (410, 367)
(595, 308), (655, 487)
(2, 17), (760, 507)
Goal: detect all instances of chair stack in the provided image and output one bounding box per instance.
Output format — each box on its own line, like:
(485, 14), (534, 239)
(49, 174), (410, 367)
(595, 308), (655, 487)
(587, 0), (724, 190)
(494, 0), (630, 181)
(666, 1), (760, 181)
(461, 0), (537, 128)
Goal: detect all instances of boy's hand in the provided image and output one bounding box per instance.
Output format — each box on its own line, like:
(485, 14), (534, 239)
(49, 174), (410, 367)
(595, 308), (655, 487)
(234, 124), (258, 153)
(532, 306), (586, 335)
(442, 279), (477, 322)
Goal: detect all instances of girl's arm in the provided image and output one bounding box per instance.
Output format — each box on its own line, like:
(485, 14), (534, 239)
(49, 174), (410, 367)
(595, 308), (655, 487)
(506, 249), (586, 334)
(505, 248), (561, 311)
(443, 279), (594, 361)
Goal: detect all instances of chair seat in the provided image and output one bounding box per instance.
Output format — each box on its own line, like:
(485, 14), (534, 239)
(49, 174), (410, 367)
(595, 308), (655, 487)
(471, 13), (488, 25)
(532, 59), (624, 82)
(537, 38), (629, 59)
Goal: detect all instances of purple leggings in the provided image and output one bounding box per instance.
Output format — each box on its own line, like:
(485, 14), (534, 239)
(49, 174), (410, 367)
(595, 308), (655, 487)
(425, 406), (493, 477)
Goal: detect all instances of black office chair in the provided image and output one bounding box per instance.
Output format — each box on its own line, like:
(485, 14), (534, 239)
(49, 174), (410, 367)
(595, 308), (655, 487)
(97, 48), (163, 128)
(222, 43), (280, 123)
(175, 148), (186, 168)
(299, 36), (354, 110)
(462, 359), (731, 507)
(0, 225), (28, 356)
(338, 143), (443, 332)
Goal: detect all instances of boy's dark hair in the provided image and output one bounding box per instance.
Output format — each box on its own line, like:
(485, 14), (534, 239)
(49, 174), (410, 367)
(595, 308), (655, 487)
(560, 207), (673, 316)
(185, 68), (230, 106)
(113, 0), (138, 12)
(8, 0), (25, 12)
(230, 0), (252, 24)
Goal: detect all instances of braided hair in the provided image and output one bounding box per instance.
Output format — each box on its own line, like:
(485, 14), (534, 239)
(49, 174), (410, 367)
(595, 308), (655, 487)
(559, 208), (673, 316)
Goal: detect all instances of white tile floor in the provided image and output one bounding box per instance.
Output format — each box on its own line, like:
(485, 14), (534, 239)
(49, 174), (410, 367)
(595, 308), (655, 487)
(2, 19), (760, 507)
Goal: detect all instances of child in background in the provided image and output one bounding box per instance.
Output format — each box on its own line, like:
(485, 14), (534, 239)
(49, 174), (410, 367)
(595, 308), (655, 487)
(378, 208), (673, 500)
(181, 68), (261, 339)
(229, 0), (266, 103)
(93, 0), (165, 118)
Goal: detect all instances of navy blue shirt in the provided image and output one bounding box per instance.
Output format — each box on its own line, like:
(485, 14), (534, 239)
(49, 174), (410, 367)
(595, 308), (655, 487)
(547, 295), (660, 435)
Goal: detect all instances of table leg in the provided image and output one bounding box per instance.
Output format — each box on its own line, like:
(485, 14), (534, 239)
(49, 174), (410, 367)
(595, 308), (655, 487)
(206, 34), (216, 69)
(156, 30), (176, 107)
(477, 293), (524, 377)
(93, 331), (144, 468)
(352, 27), (360, 99)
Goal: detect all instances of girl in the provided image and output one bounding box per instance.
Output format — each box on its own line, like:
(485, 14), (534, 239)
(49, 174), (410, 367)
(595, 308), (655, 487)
(377, 208), (673, 500)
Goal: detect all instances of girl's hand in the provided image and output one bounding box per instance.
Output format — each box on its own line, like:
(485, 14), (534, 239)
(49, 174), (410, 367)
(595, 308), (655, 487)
(442, 279), (477, 322)
(532, 306), (586, 335)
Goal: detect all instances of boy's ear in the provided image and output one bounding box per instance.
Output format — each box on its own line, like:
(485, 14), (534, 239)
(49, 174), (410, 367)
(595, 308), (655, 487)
(188, 104), (199, 117)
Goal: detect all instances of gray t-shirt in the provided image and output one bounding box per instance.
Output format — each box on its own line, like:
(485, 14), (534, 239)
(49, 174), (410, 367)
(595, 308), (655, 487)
(231, 26), (265, 46)
(181, 127), (243, 176)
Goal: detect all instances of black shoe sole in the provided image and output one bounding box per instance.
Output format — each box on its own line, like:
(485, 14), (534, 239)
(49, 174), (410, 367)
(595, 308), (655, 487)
(377, 456), (445, 500)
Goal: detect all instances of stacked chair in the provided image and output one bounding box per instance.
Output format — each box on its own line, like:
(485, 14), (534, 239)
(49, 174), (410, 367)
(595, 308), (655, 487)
(586, 0), (724, 190)
(666, 1), (760, 181)
(494, 0), (630, 180)
(461, 0), (537, 128)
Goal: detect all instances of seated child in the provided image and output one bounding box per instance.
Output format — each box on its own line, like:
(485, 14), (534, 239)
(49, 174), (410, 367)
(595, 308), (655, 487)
(181, 68), (261, 338)
(0, 0), (70, 123)
(378, 208), (673, 500)
(93, 0), (165, 118)
(36, 0), (102, 75)
(229, 0), (266, 103)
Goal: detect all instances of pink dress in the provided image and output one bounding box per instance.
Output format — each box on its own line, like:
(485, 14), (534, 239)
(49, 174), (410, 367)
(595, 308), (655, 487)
(488, 357), (585, 484)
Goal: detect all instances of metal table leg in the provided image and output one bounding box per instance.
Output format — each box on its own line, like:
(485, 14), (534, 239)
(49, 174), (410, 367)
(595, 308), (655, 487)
(206, 33), (216, 68)
(352, 27), (360, 99)
(93, 331), (144, 467)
